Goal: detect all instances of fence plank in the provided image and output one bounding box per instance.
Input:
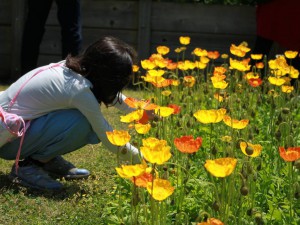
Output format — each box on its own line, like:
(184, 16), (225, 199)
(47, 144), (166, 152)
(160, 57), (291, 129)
(152, 2), (256, 35)
(10, 0), (25, 80)
(46, 0), (138, 29)
(137, 0), (152, 60)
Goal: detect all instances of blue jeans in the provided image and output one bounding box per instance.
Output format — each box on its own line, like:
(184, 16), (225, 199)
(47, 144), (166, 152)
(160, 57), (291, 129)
(21, 0), (82, 74)
(0, 110), (99, 161)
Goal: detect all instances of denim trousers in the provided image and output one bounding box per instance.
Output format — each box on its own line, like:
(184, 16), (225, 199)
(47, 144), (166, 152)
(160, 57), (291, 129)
(21, 0), (82, 74)
(0, 109), (99, 161)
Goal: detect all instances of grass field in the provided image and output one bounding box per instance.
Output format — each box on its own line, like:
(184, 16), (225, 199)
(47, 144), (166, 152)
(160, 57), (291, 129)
(0, 86), (143, 225)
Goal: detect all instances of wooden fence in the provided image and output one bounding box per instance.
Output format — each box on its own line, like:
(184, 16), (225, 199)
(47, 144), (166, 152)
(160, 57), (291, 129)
(0, 0), (256, 81)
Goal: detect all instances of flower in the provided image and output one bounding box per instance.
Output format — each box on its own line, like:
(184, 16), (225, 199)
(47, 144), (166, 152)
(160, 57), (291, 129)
(106, 130), (131, 146)
(141, 137), (172, 164)
(174, 135), (202, 154)
(116, 162), (147, 179)
(281, 85), (294, 93)
(240, 142), (262, 157)
(193, 48), (208, 57)
(167, 104), (181, 114)
(207, 51), (220, 59)
(120, 110), (144, 123)
(279, 147), (300, 162)
(284, 50), (298, 59)
(147, 69), (165, 77)
(132, 167), (153, 187)
(268, 76), (286, 86)
(212, 80), (228, 89)
(156, 46), (170, 55)
(152, 79), (173, 88)
(125, 97), (157, 110)
(256, 62), (264, 69)
(248, 78), (263, 87)
(135, 123), (151, 134)
(204, 158), (237, 177)
(132, 65), (139, 72)
(183, 76), (196, 87)
(175, 47), (186, 53)
(147, 178), (175, 201)
(155, 107), (174, 117)
(214, 93), (224, 102)
(141, 59), (156, 70)
(223, 115), (249, 129)
(161, 90), (172, 96)
(179, 36), (190, 45)
(230, 58), (251, 71)
(194, 108), (226, 124)
(251, 54), (263, 60)
(197, 218), (224, 225)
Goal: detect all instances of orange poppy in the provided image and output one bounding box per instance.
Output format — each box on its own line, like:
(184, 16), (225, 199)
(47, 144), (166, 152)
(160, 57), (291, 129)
(207, 51), (220, 59)
(197, 218), (224, 225)
(132, 167), (153, 187)
(279, 147), (300, 162)
(167, 104), (181, 114)
(174, 135), (203, 154)
(248, 78), (263, 87)
(124, 97), (158, 111)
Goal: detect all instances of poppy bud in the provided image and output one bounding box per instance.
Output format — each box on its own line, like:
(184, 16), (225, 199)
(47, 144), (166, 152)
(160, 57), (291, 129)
(281, 107), (290, 114)
(212, 201), (220, 211)
(275, 130), (281, 140)
(240, 186), (249, 196)
(211, 146), (218, 155)
(246, 146), (254, 155)
(151, 121), (157, 128)
(294, 159), (300, 169)
(247, 208), (253, 216)
(254, 212), (263, 224)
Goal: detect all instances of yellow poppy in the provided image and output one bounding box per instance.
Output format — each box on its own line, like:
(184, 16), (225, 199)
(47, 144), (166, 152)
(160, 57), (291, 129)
(200, 56), (210, 64)
(281, 85), (294, 93)
(120, 110), (144, 123)
(147, 69), (165, 77)
(214, 93), (224, 102)
(193, 48), (208, 57)
(155, 107), (175, 117)
(240, 142), (262, 157)
(179, 36), (191, 45)
(171, 79), (180, 86)
(204, 157), (237, 177)
(156, 46), (170, 55)
(195, 61), (207, 69)
(135, 123), (151, 134)
(193, 108), (227, 124)
(142, 74), (165, 83)
(106, 130), (131, 146)
(268, 76), (286, 86)
(221, 54), (229, 59)
(141, 59), (156, 70)
(116, 162), (147, 179)
(174, 47), (186, 53)
(223, 115), (249, 129)
(141, 137), (172, 165)
(161, 90), (172, 96)
(230, 44), (248, 57)
(245, 72), (260, 80)
(284, 50), (298, 59)
(250, 54), (263, 60)
(183, 76), (196, 87)
(132, 65), (139, 72)
(147, 178), (175, 201)
(289, 66), (299, 79)
(212, 80), (228, 89)
(229, 58), (251, 71)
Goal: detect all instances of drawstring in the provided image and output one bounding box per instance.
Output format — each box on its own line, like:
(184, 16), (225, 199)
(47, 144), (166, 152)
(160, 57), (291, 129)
(8, 63), (62, 174)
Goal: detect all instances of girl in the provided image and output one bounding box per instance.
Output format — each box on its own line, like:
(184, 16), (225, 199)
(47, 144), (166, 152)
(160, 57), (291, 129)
(0, 36), (143, 191)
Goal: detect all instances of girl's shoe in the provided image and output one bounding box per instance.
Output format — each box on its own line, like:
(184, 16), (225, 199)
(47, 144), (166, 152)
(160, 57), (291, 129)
(9, 164), (63, 190)
(42, 156), (90, 179)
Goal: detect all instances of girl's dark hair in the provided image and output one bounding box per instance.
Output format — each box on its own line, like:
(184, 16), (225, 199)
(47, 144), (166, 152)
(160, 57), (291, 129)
(65, 36), (137, 106)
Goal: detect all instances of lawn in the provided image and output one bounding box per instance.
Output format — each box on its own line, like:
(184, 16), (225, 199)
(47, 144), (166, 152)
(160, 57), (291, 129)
(0, 86), (143, 225)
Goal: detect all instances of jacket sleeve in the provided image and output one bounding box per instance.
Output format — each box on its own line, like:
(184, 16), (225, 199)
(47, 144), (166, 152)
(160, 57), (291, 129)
(70, 88), (141, 164)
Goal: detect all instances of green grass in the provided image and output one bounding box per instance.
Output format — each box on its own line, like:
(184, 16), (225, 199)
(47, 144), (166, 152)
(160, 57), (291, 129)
(0, 87), (144, 225)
